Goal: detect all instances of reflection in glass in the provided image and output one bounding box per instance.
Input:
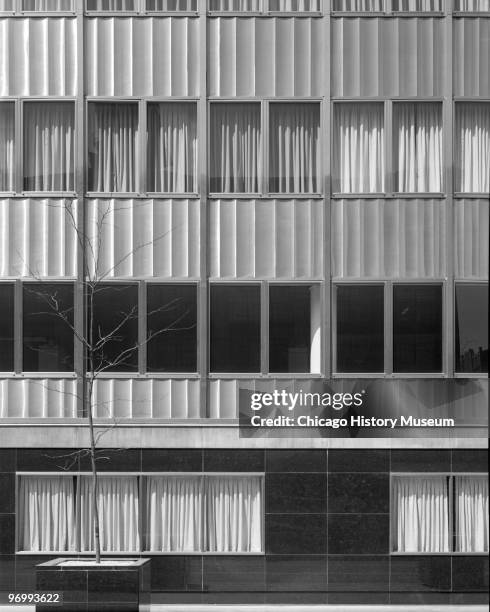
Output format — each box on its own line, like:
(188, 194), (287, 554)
(455, 284), (488, 373)
(0, 284), (14, 371)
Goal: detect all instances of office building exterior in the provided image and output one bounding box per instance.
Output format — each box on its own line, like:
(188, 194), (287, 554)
(0, 0), (488, 607)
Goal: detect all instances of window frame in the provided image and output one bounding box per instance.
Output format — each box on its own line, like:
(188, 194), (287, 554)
(84, 0), (199, 15)
(331, 0), (446, 14)
(0, 0), (75, 15)
(207, 0), (323, 15)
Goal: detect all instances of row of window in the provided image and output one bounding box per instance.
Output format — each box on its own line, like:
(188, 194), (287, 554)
(0, 282), (487, 374)
(1, 101), (488, 195)
(1, 0), (488, 14)
(17, 473), (489, 554)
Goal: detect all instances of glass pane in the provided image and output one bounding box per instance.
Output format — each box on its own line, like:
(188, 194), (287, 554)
(145, 0), (197, 8)
(147, 284), (197, 372)
(392, 0), (443, 9)
(0, 102), (14, 191)
(88, 103), (138, 192)
(269, 286), (312, 373)
(208, 0), (261, 9)
(394, 102), (442, 193)
(22, 0), (74, 9)
(210, 285), (260, 372)
(454, 0), (490, 10)
(0, 284), (14, 371)
(269, 0), (321, 9)
(455, 102), (490, 193)
(0, 1), (14, 11)
(332, 0), (384, 9)
(333, 102), (384, 193)
(455, 284), (488, 373)
(147, 103), (197, 193)
(23, 102), (74, 192)
(86, 0), (136, 9)
(23, 283), (74, 372)
(455, 476), (489, 553)
(210, 103), (261, 193)
(393, 284), (442, 373)
(336, 285), (384, 373)
(88, 284), (138, 372)
(269, 103), (320, 193)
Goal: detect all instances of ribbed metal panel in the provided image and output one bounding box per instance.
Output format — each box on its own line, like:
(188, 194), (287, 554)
(0, 18), (77, 96)
(0, 378), (77, 418)
(209, 199), (323, 279)
(86, 199), (200, 278)
(0, 199), (78, 278)
(85, 17), (200, 96)
(332, 199), (446, 278)
(208, 17), (323, 97)
(331, 17), (445, 98)
(454, 199), (489, 279)
(208, 379), (240, 419)
(453, 18), (490, 98)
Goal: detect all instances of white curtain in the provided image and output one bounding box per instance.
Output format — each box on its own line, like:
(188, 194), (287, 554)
(86, 0), (136, 9)
(0, 103), (14, 191)
(334, 103), (384, 193)
(147, 103), (197, 193)
(395, 102), (442, 192)
(393, 0), (443, 9)
(455, 476), (489, 553)
(393, 476), (450, 553)
(205, 476), (263, 552)
(88, 103), (138, 193)
(21, 0), (73, 9)
(269, 0), (321, 9)
(0, 1), (13, 10)
(210, 103), (261, 193)
(80, 476), (140, 552)
(332, 0), (384, 10)
(145, 476), (202, 551)
(23, 102), (74, 192)
(456, 103), (490, 193)
(19, 476), (76, 552)
(146, 0), (197, 9)
(269, 103), (320, 193)
(208, 0), (261, 9)
(456, 0), (490, 10)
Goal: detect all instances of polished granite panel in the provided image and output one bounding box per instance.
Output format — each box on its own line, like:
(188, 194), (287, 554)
(265, 592), (327, 604)
(391, 449), (451, 472)
(203, 450), (264, 472)
(452, 556), (489, 591)
(0, 514), (14, 554)
(203, 556), (265, 592)
(87, 569), (139, 602)
(142, 449), (202, 472)
(15, 555), (58, 590)
(0, 449), (15, 472)
(451, 592), (490, 604)
(79, 449), (141, 472)
(328, 473), (389, 514)
(202, 592), (266, 604)
(265, 555), (327, 591)
(36, 569), (87, 603)
(328, 450), (389, 473)
(390, 555), (451, 591)
(390, 592), (452, 604)
(266, 514), (328, 554)
(327, 514), (390, 554)
(0, 555), (15, 590)
(0, 474), (14, 513)
(16, 448), (80, 471)
(328, 555), (389, 591)
(266, 450), (327, 473)
(266, 473), (327, 513)
(328, 592), (390, 604)
(452, 449), (489, 472)
(150, 556), (202, 591)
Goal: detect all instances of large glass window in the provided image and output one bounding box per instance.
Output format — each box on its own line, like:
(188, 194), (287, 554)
(455, 284), (488, 373)
(23, 102), (74, 192)
(455, 476), (489, 553)
(269, 0), (321, 10)
(454, 0), (490, 10)
(86, 0), (137, 9)
(0, 103), (14, 191)
(208, 0), (262, 9)
(392, 0), (443, 9)
(269, 103), (320, 194)
(0, 1), (14, 10)
(0, 284), (14, 371)
(332, 0), (384, 9)
(455, 102), (490, 193)
(393, 284), (442, 373)
(145, 0), (197, 10)
(21, 0), (74, 9)
(147, 284), (197, 372)
(23, 283), (74, 372)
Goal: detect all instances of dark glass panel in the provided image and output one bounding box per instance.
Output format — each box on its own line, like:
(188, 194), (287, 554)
(0, 284), (14, 371)
(455, 284), (488, 373)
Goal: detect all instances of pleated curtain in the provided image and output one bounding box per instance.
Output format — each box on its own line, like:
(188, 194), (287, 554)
(86, 0), (136, 9)
(147, 103), (197, 193)
(79, 476), (140, 552)
(455, 476), (489, 553)
(393, 476), (450, 553)
(334, 103), (384, 193)
(21, 0), (73, 9)
(332, 0), (384, 10)
(19, 476), (76, 552)
(395, 102), (442, 192)
(23, 102), (74, 192)
(210, 103), (261, 193)
(88, 103), (138, 192)
(456, 0), (490, 10)
(208, 0), (261, 9)
(269, 0), (321, 9)
(269, 103), (320, 193)
(0, 103), (14, 191)
(146, 0), (197, 9)
(456, 103), (490, 192)
(393, 0), (443, 9)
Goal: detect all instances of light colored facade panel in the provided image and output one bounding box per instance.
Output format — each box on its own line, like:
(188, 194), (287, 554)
(209, 199), (323, 279)
(85, 17), (200, 97)
(453, 18), (490, 98)
(0, 378), (77, 418)
(0, 18), (77, 97)
(332, 199), (446, 279)
(86, 199), (200, 279)
(454, 199), (489, 279)
(0, 199), (78, 278)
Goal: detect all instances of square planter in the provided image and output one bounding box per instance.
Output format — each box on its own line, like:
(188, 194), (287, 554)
(35, 558), (151, 612)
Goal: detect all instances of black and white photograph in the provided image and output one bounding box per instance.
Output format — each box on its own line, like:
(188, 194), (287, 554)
(0, 1), (488, 611)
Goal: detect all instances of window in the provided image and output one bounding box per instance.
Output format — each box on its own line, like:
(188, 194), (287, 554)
(455, 102), (490, 193)
(0, 103), (14, 191)
(86, 0), (137, 9)
(0, 284), (14, 371)
(0, 0), (13, 10)
(455, 284), (488, 373)
(454, 0), (490, 10)
(147, 102), (197, 193)
(21, 0), (74, 9)
(208, 0), (262, 9)
(18, 473), (264, 554)
(269, 103), (320, 194)
(392, 475), (489, 554)
(333, 103), (384, 194)
(88, 102), (138, 193)
(392, 0), (443, 9)
(23, 283), (74, 372)
(269, 0), (321, 10)
(147, 284), (198, 372)
(145, 0), (197, 9)
(332, 0), (384, 10)
(394, 102), (442, 193)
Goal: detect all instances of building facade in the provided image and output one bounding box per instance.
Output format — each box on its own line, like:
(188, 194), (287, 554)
(0, 0), (488, 608)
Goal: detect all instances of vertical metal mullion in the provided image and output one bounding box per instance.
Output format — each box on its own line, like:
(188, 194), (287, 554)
(16, 99), (22, 194)
(323, 4), (331, 377)
(14, 279), (22, 374)
(139, 280), (147, 374)
(385, 280), (393, 375)
(385, 99), (393, 196)
(331, 284), (337, 374)
(262, 100), (268, 196)
(139, 98), (147, 195)
(261, 281), (269, 375)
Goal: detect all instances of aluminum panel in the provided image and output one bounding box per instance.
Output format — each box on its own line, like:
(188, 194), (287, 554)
(0, 378), (77, 418)
(454, 199), (489, 279)
(453, 18), (490, 98)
